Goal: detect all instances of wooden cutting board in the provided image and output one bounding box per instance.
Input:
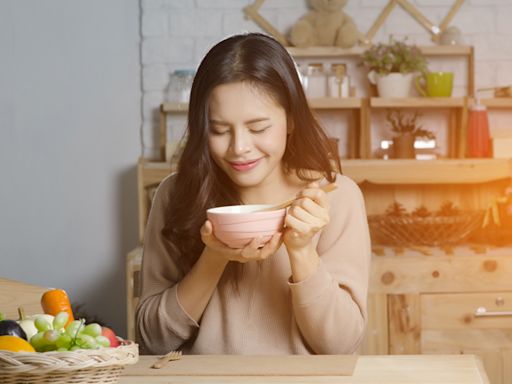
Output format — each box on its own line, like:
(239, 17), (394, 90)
(125, 355), (358, 376)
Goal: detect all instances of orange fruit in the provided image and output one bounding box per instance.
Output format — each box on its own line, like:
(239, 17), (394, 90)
(0, 335), (36, 352)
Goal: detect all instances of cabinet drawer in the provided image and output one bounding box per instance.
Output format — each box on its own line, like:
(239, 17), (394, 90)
(421, 292), (512, 330)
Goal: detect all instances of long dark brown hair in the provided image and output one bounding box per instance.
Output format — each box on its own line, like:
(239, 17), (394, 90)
(163, 33), (341, 275)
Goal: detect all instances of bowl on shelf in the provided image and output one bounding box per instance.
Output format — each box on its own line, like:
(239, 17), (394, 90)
(206, 205), (286, 248)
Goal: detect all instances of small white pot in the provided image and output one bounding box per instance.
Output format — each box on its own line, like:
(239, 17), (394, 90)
(368, 71), (414, 98)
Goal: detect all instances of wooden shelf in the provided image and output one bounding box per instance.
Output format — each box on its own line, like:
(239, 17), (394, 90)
(309, 97), (362, 109)
(342, 159), (512, 184)
(287, 45), (472, 58)
(480, 98), (512, 108)
(161, 102), (188, 113)
(141, 159), (512, 185)
(370, 97), (466, 108)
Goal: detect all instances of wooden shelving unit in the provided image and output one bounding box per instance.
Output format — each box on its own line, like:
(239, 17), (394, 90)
(158, 46), (477, 162)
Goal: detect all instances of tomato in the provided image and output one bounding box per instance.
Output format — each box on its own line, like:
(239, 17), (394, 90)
(0, 335), (36, 352)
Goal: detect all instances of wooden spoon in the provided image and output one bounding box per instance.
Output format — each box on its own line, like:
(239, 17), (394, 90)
(257, 183), (337, 212)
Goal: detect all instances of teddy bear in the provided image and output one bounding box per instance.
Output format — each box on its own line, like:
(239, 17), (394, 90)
(290, 0), (360, 49)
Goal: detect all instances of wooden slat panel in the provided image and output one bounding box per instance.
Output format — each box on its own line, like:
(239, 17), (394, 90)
(309, 97), (362, 109)
(287, 45), (472, 58)
(388, 294), (421, 354)
(343, 159), (512, 184)
(358, 293), (388, 355)
(371, 97), (465, 108)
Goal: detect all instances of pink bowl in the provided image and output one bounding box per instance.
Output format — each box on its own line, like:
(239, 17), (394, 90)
(206, 205), (286, 248)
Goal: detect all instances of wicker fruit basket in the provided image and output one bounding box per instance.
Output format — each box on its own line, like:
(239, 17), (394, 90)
(0, 340), (138, 384)
(368, 211), (485, 246)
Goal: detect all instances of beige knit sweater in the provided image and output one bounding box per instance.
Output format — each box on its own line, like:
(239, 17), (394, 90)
(136, 173), (371, 355)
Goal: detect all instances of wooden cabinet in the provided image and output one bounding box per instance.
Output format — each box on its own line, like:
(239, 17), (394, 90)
(362, 247), (512, 384)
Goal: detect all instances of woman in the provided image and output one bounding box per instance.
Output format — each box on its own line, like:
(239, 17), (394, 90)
(136, 32), (371, 355)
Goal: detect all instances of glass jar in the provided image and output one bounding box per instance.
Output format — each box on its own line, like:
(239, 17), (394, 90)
(165, 69), (196, 103)
(327, 63), (350, 98)
(304, 63), (326, 98)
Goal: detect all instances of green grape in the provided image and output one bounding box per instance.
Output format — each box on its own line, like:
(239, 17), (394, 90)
(82, 323), (102, 337)
(43, 330), (59, 344)
(95, 335), (111, 348)
(56, 333), (72, 350)
(77, 333), (98, 349)
(66, 320), (84, 338)
(57, 347), (68, 352)
(41, 343), (57, 352)
(30, 332), (47, 352)
(69, 345), (80, 351)
(34, 317), (52, 332)
(53, 312), (69, 330)
(0, 311), (5, 321)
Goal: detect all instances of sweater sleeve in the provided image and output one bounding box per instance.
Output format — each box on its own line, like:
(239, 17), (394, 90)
(288, 175), (371, 354)
(135, 175), (200, 355)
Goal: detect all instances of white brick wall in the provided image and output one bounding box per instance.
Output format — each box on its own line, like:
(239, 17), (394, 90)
(140, 0), (512, 159)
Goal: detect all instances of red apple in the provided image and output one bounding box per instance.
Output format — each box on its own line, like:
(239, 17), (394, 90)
(101, 326), (120, 348)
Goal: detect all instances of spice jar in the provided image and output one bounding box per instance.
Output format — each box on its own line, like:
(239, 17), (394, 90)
(327, 63), (350, 98)
(165, 69), (196, 103)
(304, 63), (326, 98)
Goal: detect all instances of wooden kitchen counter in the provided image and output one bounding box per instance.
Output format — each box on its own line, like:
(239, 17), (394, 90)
(120, 354), (489, 383)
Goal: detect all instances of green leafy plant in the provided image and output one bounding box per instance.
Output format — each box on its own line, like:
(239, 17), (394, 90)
(386, 109), (435, 140)
(360, 37), (427, 76)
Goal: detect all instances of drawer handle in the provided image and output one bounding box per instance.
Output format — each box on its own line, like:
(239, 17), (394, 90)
(474, 306), (512, 317)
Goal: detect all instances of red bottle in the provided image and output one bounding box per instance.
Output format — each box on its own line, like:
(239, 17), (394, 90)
(467, 101), (491, 158)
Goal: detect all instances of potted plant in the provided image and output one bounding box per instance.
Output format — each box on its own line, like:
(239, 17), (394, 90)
(386, 109), (435, 158)
(361, 37), (427, 98)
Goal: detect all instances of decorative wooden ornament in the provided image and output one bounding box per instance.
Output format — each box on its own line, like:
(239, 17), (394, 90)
(364, 0), (465, 44)
(243, 0), (289, 46)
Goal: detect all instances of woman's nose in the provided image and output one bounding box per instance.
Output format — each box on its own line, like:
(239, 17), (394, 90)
(231, 130), (251, 154)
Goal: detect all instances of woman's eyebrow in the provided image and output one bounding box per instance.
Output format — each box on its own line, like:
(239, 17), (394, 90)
(209, 117), (270, 125)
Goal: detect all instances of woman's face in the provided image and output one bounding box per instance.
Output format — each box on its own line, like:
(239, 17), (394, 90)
(207, 81), (288, 190)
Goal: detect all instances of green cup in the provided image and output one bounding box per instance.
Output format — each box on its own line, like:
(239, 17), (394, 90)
(415, 72), (454, 97)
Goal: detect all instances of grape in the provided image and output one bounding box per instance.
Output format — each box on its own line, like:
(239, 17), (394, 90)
(34, 317), (52, 332)
(82, 323), (102, 338)
(76, 334), (98, 349)
(95, 335), (111, 348)
(56, 333), (72, 350)
(30, 332), (46, 352)
(28, 318), (112, 352)
(66, 320), (84, 338)
(53, 312), (69, 330)
(43, 330), (59, 344)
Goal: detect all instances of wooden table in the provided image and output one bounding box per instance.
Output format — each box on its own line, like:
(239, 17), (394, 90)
(120, 354), (489, 383)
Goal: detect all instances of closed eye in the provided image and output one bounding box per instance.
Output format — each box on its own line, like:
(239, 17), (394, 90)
(250, 125), (271, 134)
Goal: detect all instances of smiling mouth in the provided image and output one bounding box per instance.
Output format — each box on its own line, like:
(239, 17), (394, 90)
(228, 158), (261, 172)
